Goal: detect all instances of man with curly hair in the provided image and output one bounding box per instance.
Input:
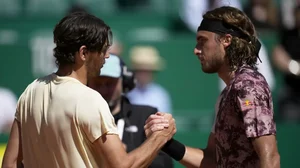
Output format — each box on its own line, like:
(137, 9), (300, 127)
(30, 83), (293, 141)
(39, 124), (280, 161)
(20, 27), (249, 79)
(145, 6), (280, 168)
(2, 12), (175, 168)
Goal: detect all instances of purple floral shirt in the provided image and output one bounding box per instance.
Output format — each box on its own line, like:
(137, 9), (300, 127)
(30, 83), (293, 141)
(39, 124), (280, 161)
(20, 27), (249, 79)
(212, 65), (276, 167)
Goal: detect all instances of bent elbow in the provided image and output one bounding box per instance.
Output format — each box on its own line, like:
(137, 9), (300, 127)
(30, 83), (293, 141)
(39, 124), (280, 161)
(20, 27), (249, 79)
(265, 153), (280, 168)
(272, 153), (280, 168)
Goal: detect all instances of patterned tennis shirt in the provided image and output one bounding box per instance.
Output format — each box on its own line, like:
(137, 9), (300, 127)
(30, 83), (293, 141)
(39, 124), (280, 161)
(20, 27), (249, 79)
(212, 65), (276, 167)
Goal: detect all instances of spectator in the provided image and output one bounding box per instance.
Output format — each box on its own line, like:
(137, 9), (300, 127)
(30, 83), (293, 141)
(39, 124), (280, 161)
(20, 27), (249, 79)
(127, 46), (172, 114)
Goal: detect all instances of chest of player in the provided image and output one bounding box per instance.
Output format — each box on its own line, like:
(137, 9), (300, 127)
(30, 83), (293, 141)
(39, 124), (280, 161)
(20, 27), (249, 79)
(214, 91), (258, 167)
(214, 90), (249, 147)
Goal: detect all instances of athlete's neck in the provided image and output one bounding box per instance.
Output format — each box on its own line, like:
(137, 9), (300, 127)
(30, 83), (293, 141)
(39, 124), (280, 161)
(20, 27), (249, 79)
(56, 65), (88, 85)
(218, 64), (235, 86)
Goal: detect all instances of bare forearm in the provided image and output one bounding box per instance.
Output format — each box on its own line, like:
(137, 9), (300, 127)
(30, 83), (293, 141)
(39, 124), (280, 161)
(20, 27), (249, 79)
(127, 135), (167, 168)
(252, 135), (280, 168)
(179, 147), (215, 168)
(2, 120), (23, 168)
(260, 154), (280, 168)
(179, 147), (203, 168)
(273, 45), (292, 73)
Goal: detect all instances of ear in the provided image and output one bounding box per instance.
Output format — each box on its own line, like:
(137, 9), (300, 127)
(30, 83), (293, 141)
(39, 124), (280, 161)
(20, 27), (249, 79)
(222, 34), (232, 48)
(78, 45), (88, 61)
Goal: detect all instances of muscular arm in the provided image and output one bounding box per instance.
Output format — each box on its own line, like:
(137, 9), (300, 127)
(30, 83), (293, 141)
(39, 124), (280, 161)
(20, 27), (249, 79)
(143, 126), (174, 168)
(2, 120), (23, 168)
(252, 135), (280, 168)
(179, 133), (216, 168)
(79, 94), (174, 168)
(93, 132), (167, 168)
(143, 108), (174, 168)
(92, 111), (174, 168)
(235, 76), (280, 168)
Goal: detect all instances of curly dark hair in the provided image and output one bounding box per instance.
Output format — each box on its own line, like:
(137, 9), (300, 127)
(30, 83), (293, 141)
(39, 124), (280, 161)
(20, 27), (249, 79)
(53, 12), (111, 66)
(203, 6), (258, 70)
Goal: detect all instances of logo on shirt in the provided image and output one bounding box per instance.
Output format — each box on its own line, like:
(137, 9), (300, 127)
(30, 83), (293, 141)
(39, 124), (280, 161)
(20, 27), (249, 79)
(243, 100), (253, 106)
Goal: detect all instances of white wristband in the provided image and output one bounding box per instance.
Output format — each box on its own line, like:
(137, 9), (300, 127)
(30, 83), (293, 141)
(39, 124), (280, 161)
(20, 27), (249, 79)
(288, 60), (300, 75)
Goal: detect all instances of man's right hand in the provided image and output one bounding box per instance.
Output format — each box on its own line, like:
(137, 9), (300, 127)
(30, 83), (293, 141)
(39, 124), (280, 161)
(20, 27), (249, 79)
(92, 112), (176, 168)
(144, 112), (176, 141)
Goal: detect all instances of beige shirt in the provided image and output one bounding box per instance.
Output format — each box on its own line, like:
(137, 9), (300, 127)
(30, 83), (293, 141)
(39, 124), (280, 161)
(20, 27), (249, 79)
(15, 74), (118, 168)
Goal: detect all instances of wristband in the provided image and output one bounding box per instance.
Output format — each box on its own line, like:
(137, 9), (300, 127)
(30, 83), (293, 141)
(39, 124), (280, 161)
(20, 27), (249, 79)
(162, 138), (186, 161)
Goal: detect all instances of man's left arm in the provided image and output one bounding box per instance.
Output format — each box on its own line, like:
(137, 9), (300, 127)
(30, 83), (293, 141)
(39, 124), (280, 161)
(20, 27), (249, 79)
(236, 81), (280, 168)
(252, 135), (280, 168)
(2, 120), (23, 168)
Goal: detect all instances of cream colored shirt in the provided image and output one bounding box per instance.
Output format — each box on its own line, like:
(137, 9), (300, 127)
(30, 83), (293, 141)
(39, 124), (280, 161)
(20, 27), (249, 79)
(15, 74), (118, 168)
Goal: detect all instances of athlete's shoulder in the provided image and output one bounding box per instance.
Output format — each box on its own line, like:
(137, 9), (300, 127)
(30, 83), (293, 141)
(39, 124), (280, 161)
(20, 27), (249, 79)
(16, 75), (51, 104)
(79, 85), (104, 101)
(233, 66), (270, 92)
(20, 75), (50, 94)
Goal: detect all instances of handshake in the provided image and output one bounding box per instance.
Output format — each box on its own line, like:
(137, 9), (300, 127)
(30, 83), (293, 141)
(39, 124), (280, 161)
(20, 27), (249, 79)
(143, 112), (176, 142)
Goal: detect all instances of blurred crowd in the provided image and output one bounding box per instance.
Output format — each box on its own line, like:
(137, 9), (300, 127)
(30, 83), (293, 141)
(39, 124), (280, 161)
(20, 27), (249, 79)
(1, 0), (300, 135)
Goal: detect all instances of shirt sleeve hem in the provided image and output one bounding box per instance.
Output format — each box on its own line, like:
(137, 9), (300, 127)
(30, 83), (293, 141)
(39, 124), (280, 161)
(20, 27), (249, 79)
(90, 130), (119, 143)
(247, 131), (277, 138)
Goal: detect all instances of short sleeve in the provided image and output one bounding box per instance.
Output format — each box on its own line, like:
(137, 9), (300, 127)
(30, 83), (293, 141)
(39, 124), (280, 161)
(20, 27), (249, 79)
(78, 92), (118, 142)
(236, 81), (276, 138)
(14, 82), (35, 122)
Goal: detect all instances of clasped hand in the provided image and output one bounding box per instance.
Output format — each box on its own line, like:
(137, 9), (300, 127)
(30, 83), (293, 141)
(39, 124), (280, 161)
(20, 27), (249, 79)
(144, 112), (176, 141)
